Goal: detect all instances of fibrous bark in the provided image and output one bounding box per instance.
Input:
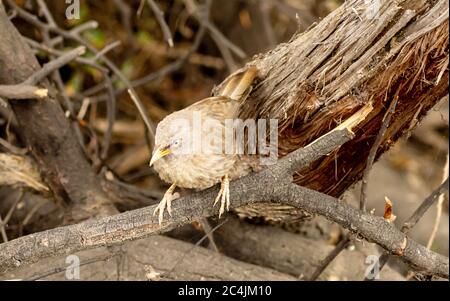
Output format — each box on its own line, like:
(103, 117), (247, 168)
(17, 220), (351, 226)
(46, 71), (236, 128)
(215, 0), (449, 222)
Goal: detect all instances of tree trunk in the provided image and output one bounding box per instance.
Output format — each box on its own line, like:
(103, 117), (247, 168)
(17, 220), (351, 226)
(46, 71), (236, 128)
(0, 3), (116, 221)
(215, 0), (448, 222)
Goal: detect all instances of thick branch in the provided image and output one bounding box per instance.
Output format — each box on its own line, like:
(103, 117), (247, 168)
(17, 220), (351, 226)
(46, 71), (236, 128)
(1, 235), (296, 281)
(219, 0), (449, 200)
(0, 124), (447, 278)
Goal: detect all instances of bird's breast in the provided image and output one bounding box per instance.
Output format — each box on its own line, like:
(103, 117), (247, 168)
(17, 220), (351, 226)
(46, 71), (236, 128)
(153, 153), (236, 189)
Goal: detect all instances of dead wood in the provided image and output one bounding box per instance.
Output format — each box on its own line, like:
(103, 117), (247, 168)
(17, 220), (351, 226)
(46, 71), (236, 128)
(216, 0), (449, 219)
(0, 127), (447, 278)
(0, 235), (295, 281)
(213, 217), (405, 280)
(0, 3), (117, 221)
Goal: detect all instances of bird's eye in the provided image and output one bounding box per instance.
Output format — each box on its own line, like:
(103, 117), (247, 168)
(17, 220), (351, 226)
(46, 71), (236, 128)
(172, 139), (181, 146)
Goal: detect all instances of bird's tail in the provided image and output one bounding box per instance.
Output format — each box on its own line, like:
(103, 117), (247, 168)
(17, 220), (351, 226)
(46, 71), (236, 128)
(218, 66), (258, 102)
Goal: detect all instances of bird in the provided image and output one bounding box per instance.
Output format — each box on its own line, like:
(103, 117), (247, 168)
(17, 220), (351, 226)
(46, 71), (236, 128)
(149, 66), (259, 224)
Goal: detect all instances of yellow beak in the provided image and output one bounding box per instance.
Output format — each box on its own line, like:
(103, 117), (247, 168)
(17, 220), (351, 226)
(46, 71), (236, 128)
(149, 147), (171, 166)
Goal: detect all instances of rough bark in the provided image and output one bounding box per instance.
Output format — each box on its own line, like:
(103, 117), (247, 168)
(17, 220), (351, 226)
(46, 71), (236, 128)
(219, 0), (449, 198)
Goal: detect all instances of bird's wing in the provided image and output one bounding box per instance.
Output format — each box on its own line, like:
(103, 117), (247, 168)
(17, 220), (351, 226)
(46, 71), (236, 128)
(217, 66), (258, 102)
(187, 96), (239, 120)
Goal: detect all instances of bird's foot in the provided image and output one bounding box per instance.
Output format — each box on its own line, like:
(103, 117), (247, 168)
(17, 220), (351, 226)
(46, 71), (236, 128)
(213, 174), (230, 218)
(153, 183), (179, 225)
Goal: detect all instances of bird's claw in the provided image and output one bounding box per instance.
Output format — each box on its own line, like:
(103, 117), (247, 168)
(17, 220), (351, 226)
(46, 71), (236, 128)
(213, 175), (230, 218)
(153, 185), (179, 225)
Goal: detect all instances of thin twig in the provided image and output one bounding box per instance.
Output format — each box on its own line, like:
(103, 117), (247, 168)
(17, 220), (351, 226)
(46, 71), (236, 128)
(0, 216), (7, 243)
(25, 37), (109, 73)
(184, 0), (245, 71)
(24, 46), (86, 85)
(401, 178), (449, 233)
(6, 0), (155, 142)
(24, 253), (117, 281)
(426, 152), (449, 249)
(168, 218), (228, 276)
(112, 0), (134, 47)
(0, 190), (23, 243)
(365, 178), (449, 280)
(199, 218), (220, 252)
(0, 190), (24, 228)
(78, 16), (207, 103)
(309, 236), (351, 280)
(360, 94), (399, 211)
(0, 97), (7, 107)
(93, 41), (122, 60)
(0, 137), (27, 155)
(146, 0), (174, 47)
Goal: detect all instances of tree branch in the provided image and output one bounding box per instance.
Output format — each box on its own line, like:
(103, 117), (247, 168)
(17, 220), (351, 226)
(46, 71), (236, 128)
(0, 85), (47, 99)
(0, 113), (447, 278)
(0, 46), (85, 100)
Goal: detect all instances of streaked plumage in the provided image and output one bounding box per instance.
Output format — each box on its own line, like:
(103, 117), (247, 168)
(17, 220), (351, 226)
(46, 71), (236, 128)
(150, 66), (259, 224)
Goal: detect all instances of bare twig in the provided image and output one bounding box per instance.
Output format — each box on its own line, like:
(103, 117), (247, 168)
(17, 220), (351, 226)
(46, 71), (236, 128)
(360, 95), (399, 211)
(25, 38), (109, 73)
(25, 253), (117, 281)
(365, 179), (449, 280)
(168, 218), (228, 276)
(1, 190), (24, 228)
(309, 236), (351, 281)
(0, 137), (27, 155)
(112, 0), (134, 47)
(0, 216), (7, 243)
(129, 24), (207, 88)
(93, 41), (122, 60)
(84, 23), (207, 103)
(426, 152), (449, 249)
(0, 85), (48, 99)
(24, 46), (86, 85)
(0, 190), (23, 243)
(6, 0), (155, 142)
(184, 0), (245, 71)
(146, 0), (174, 47)
(0, 45), (85, 101)
(401, 179), (449, 233)
(198, 218), (220, 252)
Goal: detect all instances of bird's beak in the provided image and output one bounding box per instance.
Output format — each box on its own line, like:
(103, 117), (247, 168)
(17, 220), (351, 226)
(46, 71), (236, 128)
(149, 147), (171, 166)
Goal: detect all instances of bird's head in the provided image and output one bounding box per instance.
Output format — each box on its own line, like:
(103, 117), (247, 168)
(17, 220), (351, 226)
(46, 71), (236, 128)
(149, 113), (193, 167)
(149, 137), (184, 166)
